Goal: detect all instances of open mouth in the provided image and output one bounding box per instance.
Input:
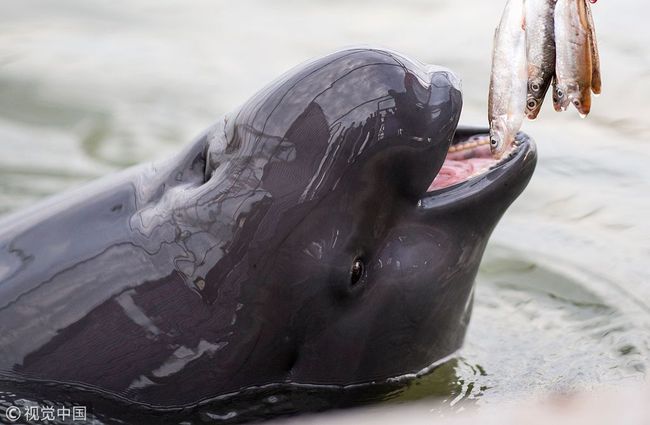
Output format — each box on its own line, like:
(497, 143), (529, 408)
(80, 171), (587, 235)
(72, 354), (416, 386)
(427, 133), (521, 192)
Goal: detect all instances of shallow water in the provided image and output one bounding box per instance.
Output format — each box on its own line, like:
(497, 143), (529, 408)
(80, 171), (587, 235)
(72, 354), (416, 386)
(0, 0), (649, 422)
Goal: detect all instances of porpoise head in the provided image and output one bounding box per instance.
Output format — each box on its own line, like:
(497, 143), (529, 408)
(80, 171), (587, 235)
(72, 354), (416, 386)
(197, 48), (537, 390)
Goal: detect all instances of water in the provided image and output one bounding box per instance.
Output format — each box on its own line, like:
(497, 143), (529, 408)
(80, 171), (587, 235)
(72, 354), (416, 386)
(0, 0), (648, 422)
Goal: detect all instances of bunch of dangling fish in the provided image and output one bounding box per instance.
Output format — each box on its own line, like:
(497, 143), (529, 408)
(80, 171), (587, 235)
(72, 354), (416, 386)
(488, 0), (601, 157)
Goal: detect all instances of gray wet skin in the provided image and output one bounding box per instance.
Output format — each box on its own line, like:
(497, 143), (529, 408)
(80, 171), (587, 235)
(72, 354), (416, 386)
(0, 48), (536, 408)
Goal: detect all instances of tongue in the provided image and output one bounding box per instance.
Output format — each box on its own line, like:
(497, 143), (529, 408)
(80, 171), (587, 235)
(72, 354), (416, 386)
(428, 144), (497, 191)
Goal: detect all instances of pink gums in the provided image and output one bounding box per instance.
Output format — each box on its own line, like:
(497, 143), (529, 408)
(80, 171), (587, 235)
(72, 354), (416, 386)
(428, 144), (498, 191)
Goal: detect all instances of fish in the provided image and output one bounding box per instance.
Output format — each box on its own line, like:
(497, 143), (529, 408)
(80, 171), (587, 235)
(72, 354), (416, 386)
(525, 0), (557, 120)
(488, 0), (528, 157)
(585, 1), (602, 95)
(551, 74), (560, 111)
(553, 0), (592, 117)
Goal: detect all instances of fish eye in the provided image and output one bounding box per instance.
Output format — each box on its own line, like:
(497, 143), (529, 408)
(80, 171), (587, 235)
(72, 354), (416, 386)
(573, 99), (581, 107)
(350, 258), (365, 286)
(527, 99), (538, 109)
(531, 82), (540, 92)
(490, 137), (499, 148)
(556, 89), (564, 98)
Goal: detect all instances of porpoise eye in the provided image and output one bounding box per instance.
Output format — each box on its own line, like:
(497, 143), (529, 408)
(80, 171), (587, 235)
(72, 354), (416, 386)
(350, 258), (365, 286)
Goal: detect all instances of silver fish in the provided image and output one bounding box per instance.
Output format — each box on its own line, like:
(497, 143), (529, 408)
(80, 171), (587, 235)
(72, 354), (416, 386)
(553, 0), (592, 116)
(489, 0), (528, 157)
(585, 1), (602, 95)
(525, 0), (557, 120)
